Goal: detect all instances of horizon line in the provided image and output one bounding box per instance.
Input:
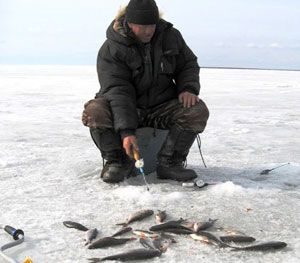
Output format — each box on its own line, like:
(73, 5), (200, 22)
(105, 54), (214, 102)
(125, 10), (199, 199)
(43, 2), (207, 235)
(203, 66), (300, 72)
(0, 64), (299, 72)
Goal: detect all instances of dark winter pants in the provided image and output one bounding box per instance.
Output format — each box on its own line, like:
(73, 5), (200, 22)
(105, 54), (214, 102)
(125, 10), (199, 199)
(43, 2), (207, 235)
(89, 97), (209, 159)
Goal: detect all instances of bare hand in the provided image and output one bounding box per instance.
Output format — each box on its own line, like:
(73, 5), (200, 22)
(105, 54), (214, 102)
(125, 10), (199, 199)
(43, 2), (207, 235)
(178, 91), (200, 108)
(123, 135), (139, 158)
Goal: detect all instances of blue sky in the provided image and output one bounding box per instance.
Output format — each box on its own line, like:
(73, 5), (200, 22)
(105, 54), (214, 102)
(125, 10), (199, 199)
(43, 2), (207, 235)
(0, 0), (299, 69)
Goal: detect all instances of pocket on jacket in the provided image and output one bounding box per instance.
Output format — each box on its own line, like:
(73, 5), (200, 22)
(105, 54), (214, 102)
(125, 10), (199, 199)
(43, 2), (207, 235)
(132, 66), (143, 78)
(159, 49), (178, 74)
(127, 56), (143, 78)
(159, 57), (174, 74)
(131, 61), (143, 78)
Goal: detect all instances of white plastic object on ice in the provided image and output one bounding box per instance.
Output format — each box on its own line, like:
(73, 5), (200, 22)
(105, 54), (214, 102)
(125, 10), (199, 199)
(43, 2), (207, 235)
(135, 159), (144, 168)
(182, 179), (207, 188)
(195, 179), (206, 188)
(182, 182), (195, 188)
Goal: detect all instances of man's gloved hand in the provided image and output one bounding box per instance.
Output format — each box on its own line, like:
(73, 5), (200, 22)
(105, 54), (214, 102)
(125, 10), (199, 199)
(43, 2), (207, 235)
(123, 135), (139, 159)
(81, 98), (103, 128)
(178, 91), (199, 108)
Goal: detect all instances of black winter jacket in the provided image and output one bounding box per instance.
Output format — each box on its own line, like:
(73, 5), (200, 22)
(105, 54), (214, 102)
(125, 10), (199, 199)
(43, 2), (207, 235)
(96, 18), (200, 136)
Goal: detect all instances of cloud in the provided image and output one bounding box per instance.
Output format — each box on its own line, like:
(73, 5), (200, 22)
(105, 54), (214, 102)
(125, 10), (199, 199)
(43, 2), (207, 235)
(212, 41), (295, 51)
(289, 44), (300, 49)
(214, 42), (231, 48)
(269, 42), (282, 49)
(245, 43), (263, 49)
(28, 26), (42, 33)
(244, 43), (286, 49)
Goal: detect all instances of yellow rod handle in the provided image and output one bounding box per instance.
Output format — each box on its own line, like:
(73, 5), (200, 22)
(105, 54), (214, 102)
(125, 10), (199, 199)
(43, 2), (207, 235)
(23, 256), (33, 263)
(133, 149), (140, 161)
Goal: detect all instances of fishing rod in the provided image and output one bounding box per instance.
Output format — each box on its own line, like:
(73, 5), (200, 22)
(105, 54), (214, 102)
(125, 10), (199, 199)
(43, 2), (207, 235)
(260, 162), (290, 175)
(0, 225), (32, 263)
(133, 149), (150, 191)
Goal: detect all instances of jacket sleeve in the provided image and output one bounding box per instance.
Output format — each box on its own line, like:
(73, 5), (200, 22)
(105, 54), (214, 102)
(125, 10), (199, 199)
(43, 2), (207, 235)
(173, 30), (200, 95)
(96, 41), (138, 136)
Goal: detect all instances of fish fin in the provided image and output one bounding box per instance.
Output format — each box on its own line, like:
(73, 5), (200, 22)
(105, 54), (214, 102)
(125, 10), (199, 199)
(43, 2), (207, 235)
(112, 226), (132, 237)
(140, 238), (156, 250)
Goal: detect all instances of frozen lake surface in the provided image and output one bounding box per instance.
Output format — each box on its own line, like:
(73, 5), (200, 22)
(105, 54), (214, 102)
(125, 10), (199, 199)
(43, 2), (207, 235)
(0, 65), (299, 262)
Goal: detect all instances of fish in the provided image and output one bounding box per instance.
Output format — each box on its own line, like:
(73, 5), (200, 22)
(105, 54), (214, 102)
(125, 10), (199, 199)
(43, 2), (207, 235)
(160, 233), (177, 243)
(180, 221), (195, 229)
(111, 227), (132, 237)
(116, 209), (154, 226)
(161, 228), (194, 235)
(84, 228), (98, 245)
(152, 238), (172, 252)
(139, 238), (157, 250)
(86, 237), (136, 249)
(190, 233), (214, 245)
(193, 219), (218, 232)
(140, 237), (172, 252)
(192, 233), (287, 251)
(88, 248), (162, 262)
(63, 221), (89, 232)
(231, 241), (287, 251)
(216, 227), (246, 236)
(149, 219), (188, 231)
(190, 232), (229, 248)
(155, 210), (167, 224)
(220, 235), (256, 243)
(132, 229), (160, 239)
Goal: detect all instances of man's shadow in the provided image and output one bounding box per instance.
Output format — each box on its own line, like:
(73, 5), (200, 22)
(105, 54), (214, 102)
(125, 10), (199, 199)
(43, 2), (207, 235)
(126, 163), (300, 191)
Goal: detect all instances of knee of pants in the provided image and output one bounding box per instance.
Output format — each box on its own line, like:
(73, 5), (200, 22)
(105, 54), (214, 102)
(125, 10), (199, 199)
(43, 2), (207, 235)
(86, 97), (114, 129)
(197, 99), (210, 122)
(177, 99), (209, 133)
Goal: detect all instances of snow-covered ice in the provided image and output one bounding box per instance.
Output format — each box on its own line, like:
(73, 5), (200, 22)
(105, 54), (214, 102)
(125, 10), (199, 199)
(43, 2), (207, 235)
(0, 65), (299, 262)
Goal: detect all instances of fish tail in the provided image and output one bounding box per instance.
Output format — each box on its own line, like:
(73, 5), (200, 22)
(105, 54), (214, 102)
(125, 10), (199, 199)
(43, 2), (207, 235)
(116, 223), (127, 227)
(63, 221), (89, 231)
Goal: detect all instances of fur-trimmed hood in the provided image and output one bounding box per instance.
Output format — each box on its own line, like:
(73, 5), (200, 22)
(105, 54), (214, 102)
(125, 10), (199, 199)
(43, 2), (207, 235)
(105, 5), (169, 46)
(112, 5), (164, 32)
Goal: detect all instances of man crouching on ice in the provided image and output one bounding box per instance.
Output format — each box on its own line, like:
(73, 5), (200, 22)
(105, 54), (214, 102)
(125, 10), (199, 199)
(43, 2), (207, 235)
(82, 0), (209, 183)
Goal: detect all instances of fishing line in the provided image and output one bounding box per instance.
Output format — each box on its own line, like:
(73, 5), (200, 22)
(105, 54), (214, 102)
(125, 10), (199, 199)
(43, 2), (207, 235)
(196, 134), (207, 168)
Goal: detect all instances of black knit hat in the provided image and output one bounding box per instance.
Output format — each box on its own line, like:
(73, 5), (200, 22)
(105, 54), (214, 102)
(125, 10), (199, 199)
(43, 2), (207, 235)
(125, 0), (159, 25)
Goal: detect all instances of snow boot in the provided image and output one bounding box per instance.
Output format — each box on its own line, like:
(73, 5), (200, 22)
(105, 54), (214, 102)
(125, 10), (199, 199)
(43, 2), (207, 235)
(90, 128), (135, 183)
(157, 127), (198, 181)
(100, 152), (135, 183)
